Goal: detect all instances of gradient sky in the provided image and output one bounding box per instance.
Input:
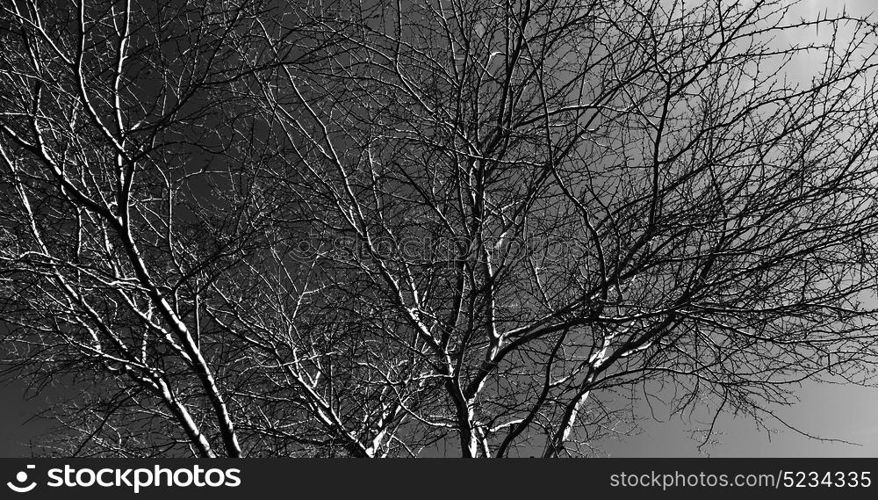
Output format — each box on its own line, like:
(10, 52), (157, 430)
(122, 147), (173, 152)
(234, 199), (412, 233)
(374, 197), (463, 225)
(3, 0), (878, 458)
(590, 0), (878, 458)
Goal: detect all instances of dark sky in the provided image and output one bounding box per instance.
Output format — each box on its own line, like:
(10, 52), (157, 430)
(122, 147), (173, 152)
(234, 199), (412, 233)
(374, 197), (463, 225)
(0, 379), (57, 457)
(3, 0), (878, 458)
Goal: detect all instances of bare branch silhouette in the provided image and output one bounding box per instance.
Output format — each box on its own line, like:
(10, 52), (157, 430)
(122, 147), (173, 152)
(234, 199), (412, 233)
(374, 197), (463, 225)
(3, 0), (878, 457)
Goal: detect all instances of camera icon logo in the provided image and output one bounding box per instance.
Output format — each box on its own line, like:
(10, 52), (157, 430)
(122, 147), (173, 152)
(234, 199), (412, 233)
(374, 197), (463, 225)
(7, 465), (37, 493)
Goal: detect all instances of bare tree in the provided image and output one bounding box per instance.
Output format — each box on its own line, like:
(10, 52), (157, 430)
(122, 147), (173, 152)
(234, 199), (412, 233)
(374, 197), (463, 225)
(0, 0), (308, 457)
(3, 0), (878, 458)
